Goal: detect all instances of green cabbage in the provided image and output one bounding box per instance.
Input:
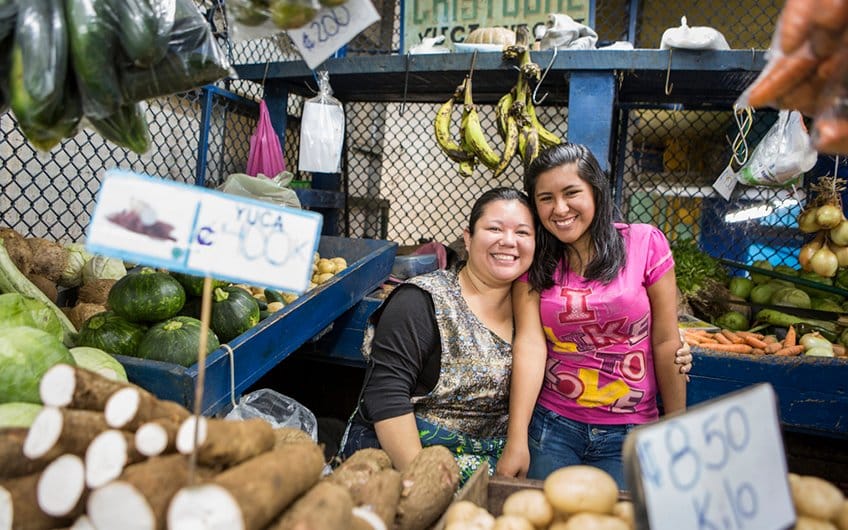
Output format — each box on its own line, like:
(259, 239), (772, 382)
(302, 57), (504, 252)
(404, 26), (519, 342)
(0, 326), (75, 404)
(81, 255), (127, 284)
(771, 287), (811, 309)
(70, 346), (128, 382)
(59, 242), (93, 287)
(0, 293), (63, 342)
(0, 402), (43, 428)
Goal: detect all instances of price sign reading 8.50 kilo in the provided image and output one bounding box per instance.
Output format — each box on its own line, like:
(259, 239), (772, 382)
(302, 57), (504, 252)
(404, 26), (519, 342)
(623, 384), (795, 530)
(288, 0), (380, 70)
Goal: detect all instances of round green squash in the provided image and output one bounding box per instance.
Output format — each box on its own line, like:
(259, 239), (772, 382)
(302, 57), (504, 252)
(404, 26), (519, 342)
(210, 286), (260, 343)
(108, 267), (186, 322)
(170, 271), (227, 297)
(137, 316), (220, 367)
(75, 311), (147, 357)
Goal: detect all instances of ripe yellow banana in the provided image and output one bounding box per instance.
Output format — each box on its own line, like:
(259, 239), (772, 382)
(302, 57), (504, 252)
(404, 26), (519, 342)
(461, 77), (501, 170)
(525, 95), (562, 148)
(494, 115), (519, 177)
(434, 88), (474, 163)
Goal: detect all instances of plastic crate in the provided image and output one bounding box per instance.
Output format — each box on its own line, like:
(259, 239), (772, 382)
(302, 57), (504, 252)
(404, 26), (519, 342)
(115, 236), (397, 416)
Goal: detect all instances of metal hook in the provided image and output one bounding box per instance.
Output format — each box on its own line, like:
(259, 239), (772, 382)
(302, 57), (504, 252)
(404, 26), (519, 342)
(664, 48), (673, 95)
(261, 61), (271, 88)
(400, 52), (411, 116)
(532, 46), (557, 105)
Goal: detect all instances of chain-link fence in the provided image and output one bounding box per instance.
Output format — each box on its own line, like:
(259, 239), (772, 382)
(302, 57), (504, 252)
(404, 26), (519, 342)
(2, 0), (831, 272)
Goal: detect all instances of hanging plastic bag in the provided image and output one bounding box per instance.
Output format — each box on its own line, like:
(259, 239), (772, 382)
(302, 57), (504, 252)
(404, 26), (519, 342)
(247, 99), (287, 178)
(736, 110), (818, 187)
(225, 388), (318, 440)
(219, 171), (301, 209)
(226, 0), (320, 42)
(660, 16), (730, 50)
(298, 70), (344, 173)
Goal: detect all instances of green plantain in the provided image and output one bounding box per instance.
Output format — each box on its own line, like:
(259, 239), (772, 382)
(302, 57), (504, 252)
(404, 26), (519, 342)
(493, 114), (519, 177)
(461, 76), (501, 170)
(495, 89), (514, 140)
(458, 157), (476, 178)
(433, 83), (474, 163)
(519, 123), (541, 168)
(525, 91), (562, 148)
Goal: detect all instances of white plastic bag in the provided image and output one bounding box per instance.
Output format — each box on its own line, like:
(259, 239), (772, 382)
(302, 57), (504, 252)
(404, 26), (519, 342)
(219, 172), (302, 209)
(225, 388), (318, 440)
(298, 70), (345, 173)
(660, 16), (730, 50)
(736, 110), (818, 187)
(539, 13), (598, 51)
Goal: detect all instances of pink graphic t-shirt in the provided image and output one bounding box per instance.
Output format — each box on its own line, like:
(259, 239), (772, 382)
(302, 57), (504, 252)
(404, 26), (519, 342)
(518, 223), (674, 425)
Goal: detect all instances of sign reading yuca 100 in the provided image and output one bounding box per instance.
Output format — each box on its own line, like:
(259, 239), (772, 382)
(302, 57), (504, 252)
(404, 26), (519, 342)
(402, 0), (591, 52)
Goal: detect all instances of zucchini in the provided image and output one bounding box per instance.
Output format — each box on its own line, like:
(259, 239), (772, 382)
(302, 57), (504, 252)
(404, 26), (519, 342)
(793, 323), (840, 344)
(754, 308), (840, 335)
(88, 102), (151, 154)
(0, 239), (76, 344)
(66, 0), (122, 119)
(118, 0), (174, 67)
(264, 288), (285, 305)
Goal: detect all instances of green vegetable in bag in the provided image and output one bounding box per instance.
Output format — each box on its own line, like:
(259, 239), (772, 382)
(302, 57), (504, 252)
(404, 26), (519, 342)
(9, 0), (82, 151)
(88, 102), (152, 154)
(66, 0), (122, 119)
(118, 0), (175, 67)
(0, 0), (15, 42)
(0, 0), (14, 112)
(119, 0), (231, 102)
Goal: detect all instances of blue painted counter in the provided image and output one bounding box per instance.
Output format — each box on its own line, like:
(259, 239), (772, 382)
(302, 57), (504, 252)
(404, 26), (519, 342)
(115, 236), (397, 416)
(688, 348), (848, 439)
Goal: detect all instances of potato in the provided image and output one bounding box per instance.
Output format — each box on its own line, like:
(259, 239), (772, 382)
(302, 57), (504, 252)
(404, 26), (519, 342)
(331, 257), (348, 271)
(502, 489), (553, 528)
(543, 465), (619, 515)
(267, 302), (284, 312)
(317, 258), (336, 274)
(835, 500), (848, 530)
(443, 502), (495, 530)
(445, 501), (484, 525)
(612, 501), (635, 530)
(493, 514), (534, 530)
(394, 445), (460, 530)
(794, 516), (838, 530)
(791, 475), (845, 521)
(313, 272), (334, 285)
(555, 512), (629, 530)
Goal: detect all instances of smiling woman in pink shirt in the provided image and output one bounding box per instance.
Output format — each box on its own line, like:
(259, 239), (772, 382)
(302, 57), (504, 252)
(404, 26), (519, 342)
(496, 143), (687, 489)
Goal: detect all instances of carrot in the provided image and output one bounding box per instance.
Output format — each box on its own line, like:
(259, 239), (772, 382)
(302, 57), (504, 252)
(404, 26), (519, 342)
(812, 0), (848, 32)
(687, 329), (714, 338)
(698, 337), (720, 344)
(777, 77), (826, 116)
(743, 334), (769, 349)
(763, 335), (779, 344)
(774, 345), (806, 356)
(684, 337), (702, 347)
(765, 342), (784, 354)
(832, 344), (846, 357)
(784, 325), (797, 347)
(814, 116), (848, 155)
(714, 332), (733, 345)
(779, 0), (816, 54)
(736, 331), (765, 340)
(751, 348), (766, 356)
(699, 343), (754, 354)
(720, 330), (746, 344)
(748, 49), (818, 107)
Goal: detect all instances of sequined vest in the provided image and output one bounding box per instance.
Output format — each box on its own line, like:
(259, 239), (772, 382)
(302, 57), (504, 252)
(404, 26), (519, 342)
(407, 268), (512, 438)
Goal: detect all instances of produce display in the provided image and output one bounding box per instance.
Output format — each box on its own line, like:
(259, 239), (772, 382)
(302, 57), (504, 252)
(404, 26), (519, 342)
(0, 364), (463, 529)
(434, 25), (562, 178)
(0, 0), (231, 153)
(742, 0), (848, 154)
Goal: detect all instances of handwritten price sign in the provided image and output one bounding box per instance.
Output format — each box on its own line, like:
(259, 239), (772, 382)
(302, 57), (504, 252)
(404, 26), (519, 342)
(86, 170), (322, 294)
(624, 384), (795, 530)
(288, 0), (380, 70)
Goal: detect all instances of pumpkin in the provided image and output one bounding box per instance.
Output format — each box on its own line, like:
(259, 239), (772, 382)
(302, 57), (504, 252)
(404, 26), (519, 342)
(465, 27), (516, 45)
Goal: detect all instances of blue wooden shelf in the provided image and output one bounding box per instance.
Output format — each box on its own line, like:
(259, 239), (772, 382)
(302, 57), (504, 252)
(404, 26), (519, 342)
(115, 236), (397, 416)
(295, 189), (345, 209)
(233, 49), (766, 106)
(688, 348), (848, 439)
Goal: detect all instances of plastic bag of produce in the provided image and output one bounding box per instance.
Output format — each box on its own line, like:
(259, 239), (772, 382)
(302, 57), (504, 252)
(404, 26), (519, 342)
(299, 70), (344, 173)
(87, 101), (152, 154)
(225, 388), (317, 440)
(247, 99), (287, 178)
(219, 172), (301, 209)
(225, 0), (321, 41)
(0, 0), (14, 113)
(118, 0), (175, 68)
(9, 0), (82, 151)
(735, 110), (817, 187)
(119, 0), (233, 103)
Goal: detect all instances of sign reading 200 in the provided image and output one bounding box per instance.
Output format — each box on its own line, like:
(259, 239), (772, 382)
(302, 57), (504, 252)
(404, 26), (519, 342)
(302, 6), (351, 50)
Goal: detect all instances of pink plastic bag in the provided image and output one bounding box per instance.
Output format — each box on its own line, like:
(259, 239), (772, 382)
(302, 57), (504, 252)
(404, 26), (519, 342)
(247, 99), (287, 178)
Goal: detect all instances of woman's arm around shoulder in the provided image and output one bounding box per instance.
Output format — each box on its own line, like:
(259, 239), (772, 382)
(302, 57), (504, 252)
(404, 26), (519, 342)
(496, 280), (548, 478)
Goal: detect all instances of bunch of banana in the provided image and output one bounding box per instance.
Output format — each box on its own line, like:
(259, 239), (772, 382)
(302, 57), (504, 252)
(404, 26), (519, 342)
(460, 75), (502, 172)
(433, 81), (474, 166)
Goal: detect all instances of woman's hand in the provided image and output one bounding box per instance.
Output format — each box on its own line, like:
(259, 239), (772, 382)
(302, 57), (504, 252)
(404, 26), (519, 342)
(495, 441), (530, 478)
(675, 331), (693, 382)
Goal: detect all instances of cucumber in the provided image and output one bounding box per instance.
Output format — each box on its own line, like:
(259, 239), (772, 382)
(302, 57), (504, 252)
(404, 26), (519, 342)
(754, 308), (840, 335)
(264, 288), (286, 305)
(118, 0), (174, 67)
(88, 102), (151, 154)
(66, 0), (122, 118)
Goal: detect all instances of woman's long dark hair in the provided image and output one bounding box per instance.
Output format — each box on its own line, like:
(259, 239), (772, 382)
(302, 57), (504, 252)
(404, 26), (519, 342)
(523, 144), (625, 291)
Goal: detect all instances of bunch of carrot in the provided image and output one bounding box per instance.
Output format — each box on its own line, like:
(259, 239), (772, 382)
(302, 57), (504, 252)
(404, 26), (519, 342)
(745, 0), (848, 154)
(682, 326), (806, 356)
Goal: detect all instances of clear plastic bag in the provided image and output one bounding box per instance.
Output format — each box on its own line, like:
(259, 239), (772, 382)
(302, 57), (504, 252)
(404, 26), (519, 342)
(247, 99), (287, 178)
(226, 0), (320, 42)
(225, 388), (318, 440)
(219, 171), (301, 209)
(660, 16), (730, 50)
(298, 70), (345, 173)
(736, 110), (818, 187)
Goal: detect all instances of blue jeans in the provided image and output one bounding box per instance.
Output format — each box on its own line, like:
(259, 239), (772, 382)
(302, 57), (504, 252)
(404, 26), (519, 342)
(527, 405), (633, 490)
